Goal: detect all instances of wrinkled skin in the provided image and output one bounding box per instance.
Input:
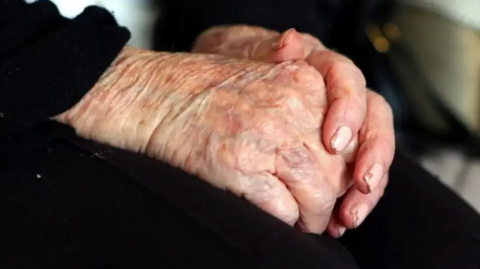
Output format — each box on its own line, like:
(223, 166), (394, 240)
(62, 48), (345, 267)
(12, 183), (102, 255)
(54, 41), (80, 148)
(193, 26), (395, 237)
(56, 48), (359, 234)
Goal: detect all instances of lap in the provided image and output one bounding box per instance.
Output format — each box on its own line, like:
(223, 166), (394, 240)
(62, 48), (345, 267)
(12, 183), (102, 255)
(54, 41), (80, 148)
(0, 126), (358, 269)
(340, 150), (480, 269)
(2, 125), (480, 268)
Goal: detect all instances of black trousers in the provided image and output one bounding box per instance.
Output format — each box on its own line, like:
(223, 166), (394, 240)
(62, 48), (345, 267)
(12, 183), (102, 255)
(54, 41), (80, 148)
(1, 124), (480, 268)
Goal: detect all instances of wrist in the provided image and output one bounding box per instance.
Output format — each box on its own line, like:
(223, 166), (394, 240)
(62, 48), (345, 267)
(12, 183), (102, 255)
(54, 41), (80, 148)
(55, 47), (155, 122)
(54, 46), (174, 151)
(53, 46), (241, 156)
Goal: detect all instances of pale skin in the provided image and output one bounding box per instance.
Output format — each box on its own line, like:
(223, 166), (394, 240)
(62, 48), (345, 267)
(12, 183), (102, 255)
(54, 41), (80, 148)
(54, 29), (394, 236)
(193, 26), (395, 236)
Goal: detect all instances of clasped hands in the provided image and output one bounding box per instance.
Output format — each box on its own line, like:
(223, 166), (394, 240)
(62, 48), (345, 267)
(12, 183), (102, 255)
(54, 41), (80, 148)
(56, 25), (394, 237)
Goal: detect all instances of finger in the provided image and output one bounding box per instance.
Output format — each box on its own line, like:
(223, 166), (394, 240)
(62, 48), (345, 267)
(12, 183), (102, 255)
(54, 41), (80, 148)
(275, 144), (337, 234)
(192, 25), (272, 54)
(206, 28), (304, 62)
(240, 172), (300, 226)
(339, 174), (388, 229)
(307, 50), (367, 154)
(251, 28), (304, 63)
(326, 205), (347, 238)
(353, 91), (395, 194)
(192, 27), (227, 54)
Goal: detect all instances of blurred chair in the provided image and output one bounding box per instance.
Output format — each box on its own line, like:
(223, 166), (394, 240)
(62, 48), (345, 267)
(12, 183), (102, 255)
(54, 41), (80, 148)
(393, 1), (480, 139)
(353, 0), (480, 158)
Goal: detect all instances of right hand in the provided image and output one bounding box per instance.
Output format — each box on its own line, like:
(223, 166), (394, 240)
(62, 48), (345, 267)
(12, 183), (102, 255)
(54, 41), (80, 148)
(56, 47), (358, 234)
(193, 26), (395, 236)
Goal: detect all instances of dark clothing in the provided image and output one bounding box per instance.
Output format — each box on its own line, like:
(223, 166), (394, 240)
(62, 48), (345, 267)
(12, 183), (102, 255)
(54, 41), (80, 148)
(0, 0), (129, 166)
(153, 0), (366, 53)
(2, 126), (480, 269)
(1, 1), (480, 268)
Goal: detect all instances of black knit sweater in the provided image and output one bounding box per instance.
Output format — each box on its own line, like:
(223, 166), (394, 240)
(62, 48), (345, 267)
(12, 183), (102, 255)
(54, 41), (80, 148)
(0, 0), (130, 165)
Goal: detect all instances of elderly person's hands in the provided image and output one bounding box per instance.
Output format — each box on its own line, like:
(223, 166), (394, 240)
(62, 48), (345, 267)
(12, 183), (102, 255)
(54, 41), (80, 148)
(193, 26), (395, 236)
(55, 47), (360, 234)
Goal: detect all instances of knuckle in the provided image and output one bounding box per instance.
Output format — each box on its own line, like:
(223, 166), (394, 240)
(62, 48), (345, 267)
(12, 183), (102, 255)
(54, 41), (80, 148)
(327, 60), (350, 77)
(247, 177), (300, 225)
(373, 179), (388, 202)
(323, 50), (351, 64)
(266, 198), (300, 226)
(281, 209), (300, 226)
(317, 196), (336, 214)
(368, 91), (391, 111)
(363, 130), (385, 146)
(283, 91), (305, 107)
(331, 58), (356, 75)
(362, 132), (395, 159)
(347, 94), (368, 115)
(379, 138), (395, 153)
(383, 101), (394, 119)
(331, 57), (364, 80)
(327, 63), (366, 91)
(280, 145), (314, 171)
(350, 66), (366, 86)
(310, 186), (336, 213)
(284, 87), (303, 99)
(265, 196), (297, 220)
(362, 130), (380, 146)
(378, 187), (386, 200)
(302, 33), (323, 45)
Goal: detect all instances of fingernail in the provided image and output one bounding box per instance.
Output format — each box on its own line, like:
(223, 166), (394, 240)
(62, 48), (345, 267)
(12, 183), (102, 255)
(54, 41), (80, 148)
(331, 126), (352, 153)
(337, 226), (347, 237)
(272, 28), (296, 50)
(351, 203), (369, 228)
(271, 35), (283, 50)
(271, 41), (280, 49)
(364, 163), (384, 193)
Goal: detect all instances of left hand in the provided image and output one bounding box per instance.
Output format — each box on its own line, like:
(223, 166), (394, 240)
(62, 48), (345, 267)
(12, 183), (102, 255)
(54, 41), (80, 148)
(193, 26), (395, 237)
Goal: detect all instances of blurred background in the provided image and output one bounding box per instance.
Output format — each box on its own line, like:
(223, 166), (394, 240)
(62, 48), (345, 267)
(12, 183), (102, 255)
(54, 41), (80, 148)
(41, 0), (480, 211)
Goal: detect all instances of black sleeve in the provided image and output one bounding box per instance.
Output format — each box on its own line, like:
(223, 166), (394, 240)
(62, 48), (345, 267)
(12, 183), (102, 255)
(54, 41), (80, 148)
(0, 0), (130, 165)
(153, 0), (331, 52)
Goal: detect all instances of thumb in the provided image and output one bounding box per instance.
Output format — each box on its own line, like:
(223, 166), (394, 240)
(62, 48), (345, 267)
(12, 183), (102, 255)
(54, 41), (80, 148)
(250, 28), (305, 62)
